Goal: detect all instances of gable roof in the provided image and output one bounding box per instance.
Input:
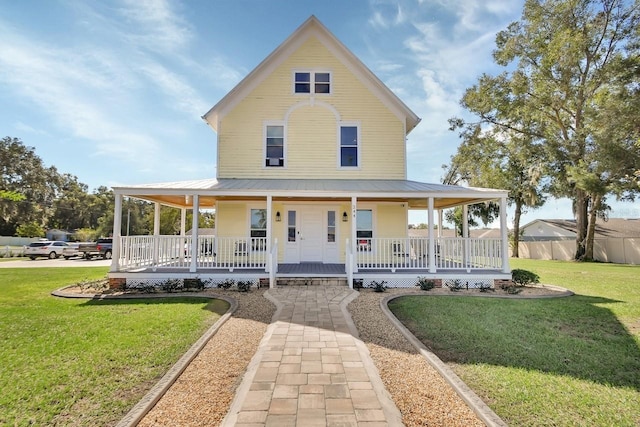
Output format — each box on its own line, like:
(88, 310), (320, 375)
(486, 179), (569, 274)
(202, 15), (421, 134)
(522, 218), (640, 238)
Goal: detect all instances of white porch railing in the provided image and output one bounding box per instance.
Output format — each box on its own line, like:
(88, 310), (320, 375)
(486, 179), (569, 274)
(118, 236), (267, 270)
(355, 237), (502, 271)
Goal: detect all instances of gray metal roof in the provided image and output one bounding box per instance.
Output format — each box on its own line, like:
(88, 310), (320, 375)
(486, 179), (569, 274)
(114, 178), (505, 196)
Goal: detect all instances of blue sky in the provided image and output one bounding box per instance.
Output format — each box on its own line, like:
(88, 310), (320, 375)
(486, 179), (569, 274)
(1, 0), (637, 226)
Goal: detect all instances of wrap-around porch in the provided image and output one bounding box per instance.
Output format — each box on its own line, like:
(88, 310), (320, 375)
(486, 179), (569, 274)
(108, 178), (511, 289)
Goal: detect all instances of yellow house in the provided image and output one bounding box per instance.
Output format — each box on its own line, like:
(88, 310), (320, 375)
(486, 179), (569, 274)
(109, 16), (510, 289)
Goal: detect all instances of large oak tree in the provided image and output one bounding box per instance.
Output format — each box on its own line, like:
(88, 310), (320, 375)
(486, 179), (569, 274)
(452, 0), (640, 260)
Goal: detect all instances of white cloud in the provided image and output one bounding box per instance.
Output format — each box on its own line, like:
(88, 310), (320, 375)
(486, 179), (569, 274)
(116, 0), (193, 53)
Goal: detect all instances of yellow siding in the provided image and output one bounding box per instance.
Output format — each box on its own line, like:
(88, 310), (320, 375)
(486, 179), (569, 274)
(218, 36), (406, 180)
(216, 202), (248, 237)
(375, 204), (408, 238)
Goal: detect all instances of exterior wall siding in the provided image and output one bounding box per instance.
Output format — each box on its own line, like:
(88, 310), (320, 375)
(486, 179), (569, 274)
(217, 36), (406, 180)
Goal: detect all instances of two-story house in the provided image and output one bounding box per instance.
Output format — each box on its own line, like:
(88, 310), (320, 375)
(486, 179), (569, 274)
(108, 16), (510, 290)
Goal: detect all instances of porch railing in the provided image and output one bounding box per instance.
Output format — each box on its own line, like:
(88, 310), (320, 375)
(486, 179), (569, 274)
(118, 236), (267, 270)
(355, 237), (502, 271)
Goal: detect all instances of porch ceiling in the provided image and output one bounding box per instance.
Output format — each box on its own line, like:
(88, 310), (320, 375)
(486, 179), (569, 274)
(113, 178), (507, 209)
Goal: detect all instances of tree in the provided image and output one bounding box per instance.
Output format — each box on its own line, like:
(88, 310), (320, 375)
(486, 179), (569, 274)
(0, 137), (59, 235)
(15, 222), (45, 238)
(454, 0), (640, 260)
(447, 122), (546, 256)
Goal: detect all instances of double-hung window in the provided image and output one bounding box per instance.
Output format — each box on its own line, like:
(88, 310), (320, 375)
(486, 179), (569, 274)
(356, 209), (373, 251)
(265, 124), (284, 167)
(294, 71), (331, 94)
(340, 124), (359, 167)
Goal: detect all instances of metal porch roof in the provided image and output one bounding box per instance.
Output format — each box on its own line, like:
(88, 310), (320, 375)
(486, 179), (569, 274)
(113, 178), (507, 210)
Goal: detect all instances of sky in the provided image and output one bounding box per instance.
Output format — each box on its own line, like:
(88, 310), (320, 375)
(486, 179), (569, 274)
(1, 0), (637, 227)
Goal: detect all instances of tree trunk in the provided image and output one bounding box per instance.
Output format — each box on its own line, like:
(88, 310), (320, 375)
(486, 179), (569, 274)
(585, 193), (601, 261)
(512, 200), (522, 258)
(574, 190), (589, 260)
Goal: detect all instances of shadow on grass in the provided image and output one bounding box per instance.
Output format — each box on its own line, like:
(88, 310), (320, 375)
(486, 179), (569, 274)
(80, 296), (230, 315)
(389, 294), (640, 391)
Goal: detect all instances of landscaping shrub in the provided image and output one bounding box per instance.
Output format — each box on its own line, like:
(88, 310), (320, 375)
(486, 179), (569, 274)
(217, 279), (235, 290)
(416, 277), (435, 291)
(370, 280), (388, 292)
(236, 280), (252, 292)
(512, 269), (540, 286)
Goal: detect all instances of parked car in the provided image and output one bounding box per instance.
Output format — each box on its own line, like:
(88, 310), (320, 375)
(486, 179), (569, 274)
(62, 242), (81, 259)
(78, 238), (113, 259)
(25, 241), (69, 260)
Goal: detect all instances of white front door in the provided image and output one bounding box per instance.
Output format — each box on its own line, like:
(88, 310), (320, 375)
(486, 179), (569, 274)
(300, 208), (323, 262)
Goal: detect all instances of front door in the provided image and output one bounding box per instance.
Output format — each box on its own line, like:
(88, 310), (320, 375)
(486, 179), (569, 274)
(300, 209), (323, 262)
(283, 205), (339, 264)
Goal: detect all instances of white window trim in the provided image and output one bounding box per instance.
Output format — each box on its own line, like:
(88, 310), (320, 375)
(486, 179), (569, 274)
(263, 121), (286, 169)
(337, 121), (361, 169)
(292, 70), (332, 95)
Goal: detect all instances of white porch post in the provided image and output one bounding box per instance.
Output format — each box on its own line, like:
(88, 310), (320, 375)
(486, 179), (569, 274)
(438, 209), (443, 238)
(266, 195), (272, 273)
(189, 195), (199, 273)
(110, 194), (122, 272)
(462, 204), (469, 271)
(500, 196), (511, 273)
(428, 197), (436, 273)
(179, 207), (186, 262)
(152, 202), (160, 268)
(351, 196), (357, 273)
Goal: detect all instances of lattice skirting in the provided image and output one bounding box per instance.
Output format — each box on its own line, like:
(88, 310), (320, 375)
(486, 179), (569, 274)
(354, 276), (495, 289)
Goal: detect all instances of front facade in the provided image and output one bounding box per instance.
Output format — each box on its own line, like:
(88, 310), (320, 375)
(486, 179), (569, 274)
(109, 16), (511, 289)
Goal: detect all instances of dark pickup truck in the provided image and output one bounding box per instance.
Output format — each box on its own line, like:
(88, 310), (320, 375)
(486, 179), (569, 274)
(77, 238), (113, 260)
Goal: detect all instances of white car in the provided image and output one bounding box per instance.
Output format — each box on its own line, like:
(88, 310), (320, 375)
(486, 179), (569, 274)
(25, 241), (70, 260)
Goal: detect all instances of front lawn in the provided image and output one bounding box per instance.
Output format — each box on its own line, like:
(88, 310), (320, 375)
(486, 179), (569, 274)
(389, 259), (640, 426)
(0, 268), (229, 426)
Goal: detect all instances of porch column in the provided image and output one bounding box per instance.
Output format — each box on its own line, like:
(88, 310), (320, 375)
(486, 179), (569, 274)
(462, 204), (469, 271)
(152, 202), (160, 268)
(266, 195), (272, 273)
(189, 195), (199, 273)
(179, 207), (186, 262)
(428, 197), (436, 273)
(500, 196), (511, 273)
(110, 193), (123, 272)
(351, 196), (357, 273)
(438, 209), (443, 238)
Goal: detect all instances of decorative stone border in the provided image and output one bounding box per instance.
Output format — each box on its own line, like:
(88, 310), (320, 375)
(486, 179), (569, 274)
(379, 284), (574, 427)
(52, 286), (238, 427)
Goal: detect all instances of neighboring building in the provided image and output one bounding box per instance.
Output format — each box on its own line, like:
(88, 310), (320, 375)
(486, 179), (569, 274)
(46, 229), (72, 242)
(519, 218), (640, 264)
(108, 16), (511, 288)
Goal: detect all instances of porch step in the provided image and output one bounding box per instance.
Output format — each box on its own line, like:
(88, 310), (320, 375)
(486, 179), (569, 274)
(276, 277), (349, 287)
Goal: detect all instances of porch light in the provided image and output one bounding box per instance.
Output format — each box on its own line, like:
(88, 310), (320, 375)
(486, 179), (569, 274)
(275, 211), (281, 222)
(342, 211), (348, 222)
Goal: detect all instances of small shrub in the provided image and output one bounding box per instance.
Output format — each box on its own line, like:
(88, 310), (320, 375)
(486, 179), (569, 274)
(478, 283), (494, 293)
(139, 284), (157, 294)
(448, 279), (463, 292)
(237, 280), (252, 292)
(218, 279), (235, 290)
(353, 279), (364, 290)
(160, 279), (182, 293)
(503, 285), (523, 295)
(416, 277), (435, 291)
(369, 280), (388, 293)
(511, 269), (540, 286)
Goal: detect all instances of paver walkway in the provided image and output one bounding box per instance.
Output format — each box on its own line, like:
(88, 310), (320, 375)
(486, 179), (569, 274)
(222, 286), (403, 427)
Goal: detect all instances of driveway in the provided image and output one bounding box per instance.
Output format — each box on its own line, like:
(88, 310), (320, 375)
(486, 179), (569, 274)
(0, 258), (112, 268)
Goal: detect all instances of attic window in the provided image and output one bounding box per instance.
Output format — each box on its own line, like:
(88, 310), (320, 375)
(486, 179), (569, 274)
(294, 71), (331, 94)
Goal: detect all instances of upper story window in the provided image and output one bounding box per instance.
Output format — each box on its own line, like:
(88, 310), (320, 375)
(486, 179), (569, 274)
(265, 124), (284, 167)
(294, 71), (331, 94)
(339, 125), (359, 168)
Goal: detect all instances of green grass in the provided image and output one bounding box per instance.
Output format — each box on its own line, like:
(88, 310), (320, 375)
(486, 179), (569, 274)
(0, 268), (229, 426)
(389, 259), (640, 426)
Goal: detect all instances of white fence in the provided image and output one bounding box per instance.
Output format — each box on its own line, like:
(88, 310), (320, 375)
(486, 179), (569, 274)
(118, 236), (267, 270)
(355, 237), (502, 271)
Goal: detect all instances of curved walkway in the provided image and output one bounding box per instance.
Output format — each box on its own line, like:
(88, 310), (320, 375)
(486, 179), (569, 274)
(222, 286), (404, 426)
